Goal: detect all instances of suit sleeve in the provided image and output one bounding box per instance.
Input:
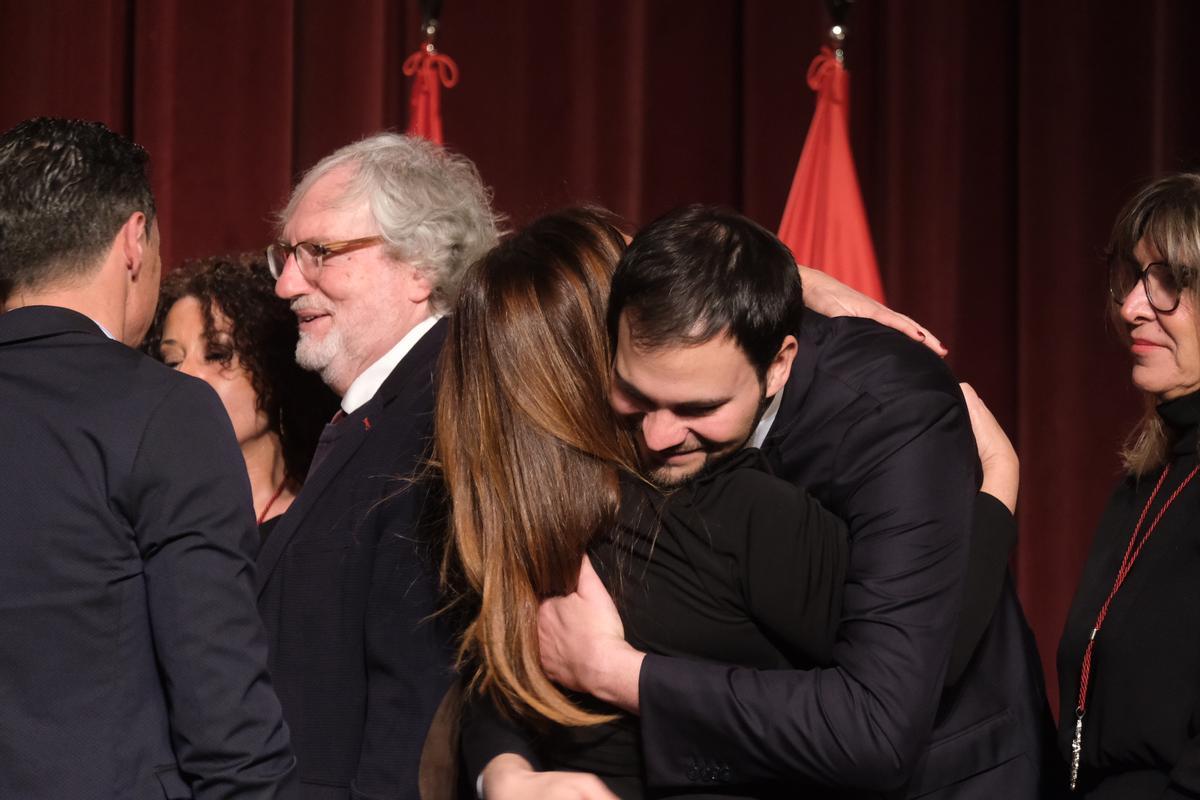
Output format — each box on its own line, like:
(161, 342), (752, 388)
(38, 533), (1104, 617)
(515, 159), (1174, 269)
(638, 389), (975, 792)
(351, 470), (457, 799)
(126, 380), (296, 799)
(946, 492), (1017, 685)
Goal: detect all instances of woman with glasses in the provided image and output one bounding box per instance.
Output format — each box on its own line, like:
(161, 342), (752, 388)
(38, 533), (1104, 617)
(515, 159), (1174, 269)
(146, 253), (338, 537)
(961, 175), (1200, 797)
(1032, 173), (1200, 797)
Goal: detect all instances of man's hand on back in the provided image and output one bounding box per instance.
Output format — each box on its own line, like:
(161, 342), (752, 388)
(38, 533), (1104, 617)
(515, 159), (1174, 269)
(537, 556), (645, 714)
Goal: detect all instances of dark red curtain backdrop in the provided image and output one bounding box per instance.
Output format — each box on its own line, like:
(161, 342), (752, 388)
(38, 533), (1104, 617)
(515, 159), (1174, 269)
(5, 0), (1200, 711)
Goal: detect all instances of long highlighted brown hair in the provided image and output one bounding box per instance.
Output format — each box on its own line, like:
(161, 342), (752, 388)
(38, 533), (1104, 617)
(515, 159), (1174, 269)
(436, 208), (638, 726)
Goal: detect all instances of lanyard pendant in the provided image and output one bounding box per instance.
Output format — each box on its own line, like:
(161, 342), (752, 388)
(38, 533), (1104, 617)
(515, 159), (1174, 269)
(1069, 711), (1084, 791)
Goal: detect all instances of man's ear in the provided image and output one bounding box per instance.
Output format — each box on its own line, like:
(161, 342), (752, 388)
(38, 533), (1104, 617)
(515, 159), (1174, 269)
(405, 263), (434, 304)
(119, 212), (149, 278)
(765, 334), (798, 397)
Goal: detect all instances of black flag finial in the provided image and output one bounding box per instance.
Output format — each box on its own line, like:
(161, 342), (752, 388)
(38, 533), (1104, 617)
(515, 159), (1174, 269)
(421, 0), (443, 42)
(824, 0), (853, 62)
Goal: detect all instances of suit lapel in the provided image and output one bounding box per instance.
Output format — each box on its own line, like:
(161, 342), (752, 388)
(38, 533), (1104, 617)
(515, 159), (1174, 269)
(255, 408), (375, 595)
(254, 318), (447, 596)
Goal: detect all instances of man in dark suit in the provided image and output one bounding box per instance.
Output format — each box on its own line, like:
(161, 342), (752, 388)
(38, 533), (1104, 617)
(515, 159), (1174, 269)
(0, 118), (296, 798)
(259, 133), (499, 799)
(488, 206), (1054, 798)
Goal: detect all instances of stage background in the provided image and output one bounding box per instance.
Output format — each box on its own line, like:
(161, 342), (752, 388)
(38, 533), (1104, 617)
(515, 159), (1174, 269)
(5, 0), (1200, 714)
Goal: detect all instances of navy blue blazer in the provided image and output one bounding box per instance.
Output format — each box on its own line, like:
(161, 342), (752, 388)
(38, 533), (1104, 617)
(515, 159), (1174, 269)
(256, 318), (455, 800)
(637, 314), (1057, 798)
(0, 306), (295, 799)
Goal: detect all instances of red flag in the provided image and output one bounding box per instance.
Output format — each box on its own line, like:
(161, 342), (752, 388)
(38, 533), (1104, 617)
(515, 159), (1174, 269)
(403, 43), (459, 144)
(778, 46), (885, 302)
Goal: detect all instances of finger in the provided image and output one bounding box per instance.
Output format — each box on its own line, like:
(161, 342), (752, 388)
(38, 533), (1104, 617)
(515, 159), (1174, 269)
(896, 314), (948, 357)
(576, 554), (609, 600)
(537, 594), (564, 638)
(918, 326), (948, 357)
(959, 383), (996, 429)
(880, 311), (948, 357)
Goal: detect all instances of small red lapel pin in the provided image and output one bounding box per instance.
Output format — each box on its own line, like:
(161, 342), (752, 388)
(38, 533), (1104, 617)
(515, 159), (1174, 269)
(362, 417), (372, 431)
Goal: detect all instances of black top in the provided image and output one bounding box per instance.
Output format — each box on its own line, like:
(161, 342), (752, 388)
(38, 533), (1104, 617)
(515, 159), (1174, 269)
(259, 514), (282, 542)
(1057, 390), (1200, 799)
(464, 448), (848, 799)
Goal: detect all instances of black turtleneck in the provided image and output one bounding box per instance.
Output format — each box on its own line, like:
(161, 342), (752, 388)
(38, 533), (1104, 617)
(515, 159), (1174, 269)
(1057, 390), (1200, 799)
(1159, 389), (1200, 456)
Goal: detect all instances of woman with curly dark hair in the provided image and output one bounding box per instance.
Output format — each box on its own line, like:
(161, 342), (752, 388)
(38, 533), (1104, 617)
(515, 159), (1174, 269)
(146, 253), (339, 536)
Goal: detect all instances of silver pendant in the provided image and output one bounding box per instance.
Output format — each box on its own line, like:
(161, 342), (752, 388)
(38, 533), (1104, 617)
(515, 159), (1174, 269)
(1069, 713), (1083, 791)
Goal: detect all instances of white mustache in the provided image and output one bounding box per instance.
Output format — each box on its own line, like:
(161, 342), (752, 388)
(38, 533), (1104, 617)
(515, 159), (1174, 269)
(290, 298), (332, 315)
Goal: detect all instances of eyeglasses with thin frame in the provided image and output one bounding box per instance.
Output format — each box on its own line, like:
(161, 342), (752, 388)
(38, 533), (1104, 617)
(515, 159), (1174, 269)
(266, 236), (384, 282)
(1109, 260), (1192, 314)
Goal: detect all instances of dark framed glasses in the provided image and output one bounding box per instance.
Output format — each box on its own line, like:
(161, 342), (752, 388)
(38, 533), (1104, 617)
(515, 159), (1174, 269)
(1109, 260), (1191, 314)
(266, 236), (384, 282)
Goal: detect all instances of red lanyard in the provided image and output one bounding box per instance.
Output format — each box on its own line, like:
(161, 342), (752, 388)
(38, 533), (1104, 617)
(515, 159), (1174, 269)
(257, 480), (287, 526)
(1069, 461), (1200, 791)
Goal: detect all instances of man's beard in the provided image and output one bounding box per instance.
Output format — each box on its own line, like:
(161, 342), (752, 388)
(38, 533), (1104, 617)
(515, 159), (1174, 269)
(642, 387), (772, 490)
(295, 326), (342, 386)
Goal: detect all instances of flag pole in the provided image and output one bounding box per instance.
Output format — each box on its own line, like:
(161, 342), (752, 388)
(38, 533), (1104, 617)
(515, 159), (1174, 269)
(824, 0), (853, 62)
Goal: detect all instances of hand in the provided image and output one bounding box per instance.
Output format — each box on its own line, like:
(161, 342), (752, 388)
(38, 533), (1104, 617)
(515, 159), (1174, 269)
(537, 556), (645, 713)
(482, 754), (619, 800)
(960, 383), (1019, 513)
(798, 265), (948, 357)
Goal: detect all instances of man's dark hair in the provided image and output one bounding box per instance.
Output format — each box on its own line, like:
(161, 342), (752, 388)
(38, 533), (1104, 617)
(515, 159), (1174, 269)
(607, 205), (804, 377)
(0, 117), (156, 295)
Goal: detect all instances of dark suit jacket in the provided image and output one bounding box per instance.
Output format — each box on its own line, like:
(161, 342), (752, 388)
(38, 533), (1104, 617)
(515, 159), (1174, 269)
(637, 314), (1057, 798)
(0, 306), (295, 799)
(256, 319), (455, 800)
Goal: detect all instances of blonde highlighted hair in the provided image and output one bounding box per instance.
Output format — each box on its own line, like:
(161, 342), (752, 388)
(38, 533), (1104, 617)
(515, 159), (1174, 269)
(435, 208), (638, 726)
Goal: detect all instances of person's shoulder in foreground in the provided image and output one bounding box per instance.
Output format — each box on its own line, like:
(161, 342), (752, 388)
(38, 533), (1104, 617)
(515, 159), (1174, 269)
(0, 116), (294, 800)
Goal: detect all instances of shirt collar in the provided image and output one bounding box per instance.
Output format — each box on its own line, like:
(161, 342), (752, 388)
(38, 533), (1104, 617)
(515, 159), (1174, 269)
(86, 315), (116, 340)
(748, 387), (783, 449)
(340, 314), (442, 413)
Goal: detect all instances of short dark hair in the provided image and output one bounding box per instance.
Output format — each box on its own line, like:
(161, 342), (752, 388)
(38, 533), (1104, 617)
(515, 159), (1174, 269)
(0, 117), (156, 295)
(607, 205), (804, 376)
(143, 254), (339, 484)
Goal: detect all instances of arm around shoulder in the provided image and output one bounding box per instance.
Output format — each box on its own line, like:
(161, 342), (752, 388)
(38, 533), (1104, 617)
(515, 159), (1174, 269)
(638, 387), (976, 792)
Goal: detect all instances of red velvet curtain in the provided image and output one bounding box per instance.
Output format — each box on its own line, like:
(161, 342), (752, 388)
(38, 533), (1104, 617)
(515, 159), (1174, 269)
(5, 0), (1200, 711)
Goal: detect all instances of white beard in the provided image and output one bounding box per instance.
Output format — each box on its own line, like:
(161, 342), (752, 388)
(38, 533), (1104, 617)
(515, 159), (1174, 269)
(295, 326), (343, 386)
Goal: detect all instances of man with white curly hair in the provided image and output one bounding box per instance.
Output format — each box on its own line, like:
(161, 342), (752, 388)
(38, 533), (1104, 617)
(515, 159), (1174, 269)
(258, 132), (500, 799)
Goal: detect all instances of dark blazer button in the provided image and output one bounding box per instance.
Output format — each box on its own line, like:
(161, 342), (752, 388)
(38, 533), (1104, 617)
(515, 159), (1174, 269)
(704, 767), (718, 782)
(686, 765), (700, 781)
(719, 767), (732, 782)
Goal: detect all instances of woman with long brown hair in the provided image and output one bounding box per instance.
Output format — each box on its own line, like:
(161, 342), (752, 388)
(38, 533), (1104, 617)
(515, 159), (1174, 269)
(437, 208), (850, 799)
